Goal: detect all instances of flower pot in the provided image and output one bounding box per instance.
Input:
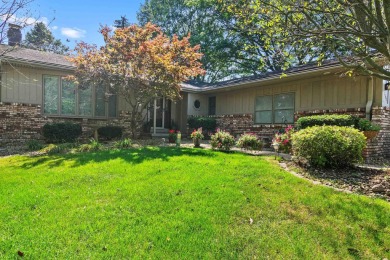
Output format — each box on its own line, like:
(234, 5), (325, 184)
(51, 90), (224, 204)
(363, 130), (378, 140)
(193, 138), (201, 148)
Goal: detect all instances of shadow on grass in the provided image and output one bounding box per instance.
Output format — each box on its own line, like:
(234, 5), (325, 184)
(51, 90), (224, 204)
(20, 147), (216, 169)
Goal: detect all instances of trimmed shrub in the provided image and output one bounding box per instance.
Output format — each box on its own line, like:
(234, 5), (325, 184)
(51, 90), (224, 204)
(26, 140), (44, 151)
(292, 126), (366, 168)
(97, 126), (123, 140)
(187, 117), (217, 132)
(210, 129), (235, 151)
(296, 114), (359, 129)
(42, 122), (82, 143)
(237, 133), (263, 150)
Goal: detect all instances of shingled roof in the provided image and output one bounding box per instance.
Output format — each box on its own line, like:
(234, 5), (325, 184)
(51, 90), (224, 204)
(0, 45), (75, 71)
(0, 45), (345, 92)
(182, 59), (343, 93)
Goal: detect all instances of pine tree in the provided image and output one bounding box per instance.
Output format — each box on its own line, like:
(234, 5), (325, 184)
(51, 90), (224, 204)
(24, 22), (69, 54)
(113, 16), (130, 29)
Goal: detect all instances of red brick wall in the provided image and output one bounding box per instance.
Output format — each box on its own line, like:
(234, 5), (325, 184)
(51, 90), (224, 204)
(0, 102), (133, 155)
(188, 107), (389, 161)
(364, 107), (390, 161)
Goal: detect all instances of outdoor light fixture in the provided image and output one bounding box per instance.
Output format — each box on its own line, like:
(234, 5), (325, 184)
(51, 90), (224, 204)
(272, 142), (280, 159)
(176, 132), (182, 147)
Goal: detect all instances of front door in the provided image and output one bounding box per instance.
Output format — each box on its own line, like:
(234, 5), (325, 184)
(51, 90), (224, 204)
(154, 98), (171, 129)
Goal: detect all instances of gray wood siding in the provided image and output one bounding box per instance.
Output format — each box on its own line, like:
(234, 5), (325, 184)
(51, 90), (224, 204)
(188, 74), (381, 116)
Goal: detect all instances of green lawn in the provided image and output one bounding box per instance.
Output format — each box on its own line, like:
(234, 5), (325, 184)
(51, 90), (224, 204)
(0, 147), (389, 259)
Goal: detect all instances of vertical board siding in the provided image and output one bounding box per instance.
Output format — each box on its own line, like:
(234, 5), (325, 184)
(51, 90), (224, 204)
(187, 74), (379, 116)
(1, 65), (68, 105)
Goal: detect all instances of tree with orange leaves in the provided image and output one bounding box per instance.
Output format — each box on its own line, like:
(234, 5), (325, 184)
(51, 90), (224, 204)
(69, 22), (204, 137)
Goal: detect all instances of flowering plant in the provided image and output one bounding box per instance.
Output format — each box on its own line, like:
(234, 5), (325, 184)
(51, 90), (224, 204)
(272, 125), (295, 153)
(210, 129), (235, 151)
(190, 128), (204, 140)
(168, 129), (178, 143)
(237, 133), (263, 150)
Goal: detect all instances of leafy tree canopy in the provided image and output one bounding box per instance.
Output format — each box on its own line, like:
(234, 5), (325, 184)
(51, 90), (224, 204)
(217, 0), (390, 80)
(69, 23), (204, 137)
(138, 0), (341, 83)
(138, 0), (266, 83)
(24, 22), (69, 54)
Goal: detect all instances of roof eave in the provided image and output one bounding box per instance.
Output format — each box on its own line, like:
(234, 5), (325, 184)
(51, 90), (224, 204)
(0, 57), (75, 72)
(181, 63), (344, 93)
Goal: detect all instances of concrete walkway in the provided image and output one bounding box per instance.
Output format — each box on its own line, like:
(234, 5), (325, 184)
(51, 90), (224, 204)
(163, 139), (292, 160)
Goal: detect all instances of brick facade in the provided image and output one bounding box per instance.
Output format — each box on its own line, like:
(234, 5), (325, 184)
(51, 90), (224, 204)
(188, 107), (388, 161)
(364, 107), (390, 161)
(0, 102), (134, 155)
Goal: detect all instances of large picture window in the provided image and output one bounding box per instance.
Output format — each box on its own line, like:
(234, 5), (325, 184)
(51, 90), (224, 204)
(43, 75), (117, 118)
(255, 93), (294, 124)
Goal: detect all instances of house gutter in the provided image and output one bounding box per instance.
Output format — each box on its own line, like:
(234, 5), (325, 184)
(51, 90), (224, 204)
(0, 57), (75, 72)
(366, 76), (374, 119)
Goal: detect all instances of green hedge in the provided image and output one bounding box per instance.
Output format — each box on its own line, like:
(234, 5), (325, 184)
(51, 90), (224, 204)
(187, 117), (217, 132)
(97, 126), (123, 140)
(292, 126), (366, 168)
(42, 122), (82, 143)
(296, 114), (359, 129)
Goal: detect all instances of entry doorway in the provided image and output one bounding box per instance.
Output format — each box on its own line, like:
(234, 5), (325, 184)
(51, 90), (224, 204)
(153, 97), (171, 130)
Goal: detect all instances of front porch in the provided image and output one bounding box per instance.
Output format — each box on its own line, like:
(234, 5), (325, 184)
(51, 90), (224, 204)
(148, 95), (188, 138)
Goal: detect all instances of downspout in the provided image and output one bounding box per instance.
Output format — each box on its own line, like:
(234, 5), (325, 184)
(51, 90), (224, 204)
(365, 76), (374, 120)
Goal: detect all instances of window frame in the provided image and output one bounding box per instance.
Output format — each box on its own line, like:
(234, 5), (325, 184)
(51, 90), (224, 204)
(42, 74), (118, 118)
(254, 92), (295, 125)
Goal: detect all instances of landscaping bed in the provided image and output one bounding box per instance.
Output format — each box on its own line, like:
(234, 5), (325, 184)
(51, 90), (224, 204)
(282, 161), (390, 202)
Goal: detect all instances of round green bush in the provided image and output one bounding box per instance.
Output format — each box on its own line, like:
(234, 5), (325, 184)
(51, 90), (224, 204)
(42, 122), (82, 143)
(292, 126), (366, 168)
(97, 126), (123, 140)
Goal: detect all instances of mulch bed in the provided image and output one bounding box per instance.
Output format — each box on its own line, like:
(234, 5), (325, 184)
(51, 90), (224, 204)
(281, 161), (390, 202)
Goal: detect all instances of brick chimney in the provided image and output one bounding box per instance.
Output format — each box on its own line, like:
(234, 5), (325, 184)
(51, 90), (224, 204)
(7, 23), (22, 46)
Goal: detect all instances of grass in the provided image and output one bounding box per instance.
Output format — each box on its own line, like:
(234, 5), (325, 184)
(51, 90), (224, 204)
(0, 147), (389, 259)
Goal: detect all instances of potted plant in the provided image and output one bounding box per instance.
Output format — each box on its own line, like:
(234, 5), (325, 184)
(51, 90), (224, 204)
(190, 128), (204, 148)
(357, 119), (381, 139)
(168, 129), (177, 143)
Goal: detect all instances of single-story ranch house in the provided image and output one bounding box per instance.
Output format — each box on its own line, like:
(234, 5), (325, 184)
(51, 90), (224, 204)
(0, 32), (389, 160)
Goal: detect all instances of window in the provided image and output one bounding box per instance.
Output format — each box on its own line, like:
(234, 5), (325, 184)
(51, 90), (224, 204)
(43, 75), (117, 118)
(194, 100), (201, 109)
(208, 96), (216, 115)
(254, 93), (294, 124)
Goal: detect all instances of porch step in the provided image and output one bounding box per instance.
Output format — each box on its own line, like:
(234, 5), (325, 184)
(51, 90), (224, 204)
(151, 133), (169, 139)
(150, 128), (169, 134)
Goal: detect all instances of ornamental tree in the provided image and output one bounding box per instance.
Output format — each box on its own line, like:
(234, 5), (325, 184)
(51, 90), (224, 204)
(69, 23), (204, 137)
